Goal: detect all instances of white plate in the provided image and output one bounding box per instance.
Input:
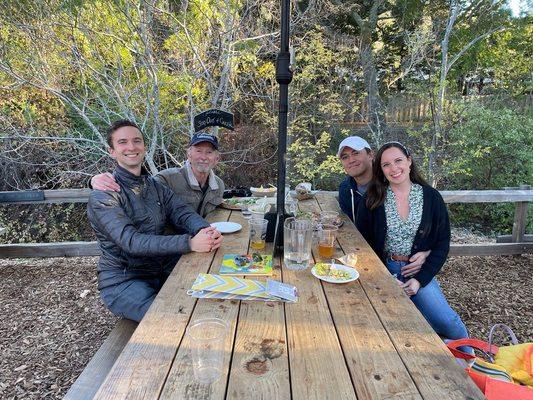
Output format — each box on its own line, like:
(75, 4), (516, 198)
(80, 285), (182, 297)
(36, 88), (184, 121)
(210, 222), (242, 234)
(311, 263), (359, 283)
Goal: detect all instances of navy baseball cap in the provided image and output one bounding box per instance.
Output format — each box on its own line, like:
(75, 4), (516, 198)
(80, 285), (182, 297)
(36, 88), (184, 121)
(188, 132), (219, 150)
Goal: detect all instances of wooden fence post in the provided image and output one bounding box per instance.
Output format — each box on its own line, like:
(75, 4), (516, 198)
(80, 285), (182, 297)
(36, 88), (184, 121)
(512, 184), (530, 243)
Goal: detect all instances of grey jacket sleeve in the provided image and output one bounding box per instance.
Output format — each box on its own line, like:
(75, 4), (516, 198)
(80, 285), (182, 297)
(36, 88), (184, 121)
(88, 191), (194, 256)
(157, 183), (210, 235)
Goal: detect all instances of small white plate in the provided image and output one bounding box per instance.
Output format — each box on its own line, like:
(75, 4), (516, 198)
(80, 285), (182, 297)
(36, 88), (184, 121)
(311, 263), (359, 283)
(210, 222), (242, 234)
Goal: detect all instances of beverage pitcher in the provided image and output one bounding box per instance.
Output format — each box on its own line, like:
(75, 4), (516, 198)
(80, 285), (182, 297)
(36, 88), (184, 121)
(283, 217), (313, 270)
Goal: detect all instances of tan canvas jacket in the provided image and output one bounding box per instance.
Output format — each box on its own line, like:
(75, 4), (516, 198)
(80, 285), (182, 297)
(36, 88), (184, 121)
(155, 161), (224, 217)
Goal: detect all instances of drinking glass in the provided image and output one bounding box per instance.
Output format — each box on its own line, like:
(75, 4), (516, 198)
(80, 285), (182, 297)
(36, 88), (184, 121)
(319, 211), (339, 226)
(241, 205), (252, 219)
(317, 224), (338, 258)
(249, 219), (268, 250)
(186, 318), (228, 384)
(283, 218), (313, 270)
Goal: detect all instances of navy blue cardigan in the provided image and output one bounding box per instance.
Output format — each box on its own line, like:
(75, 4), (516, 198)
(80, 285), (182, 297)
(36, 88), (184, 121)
(355, 185), (450, 287)
(338, 176), (364, 224)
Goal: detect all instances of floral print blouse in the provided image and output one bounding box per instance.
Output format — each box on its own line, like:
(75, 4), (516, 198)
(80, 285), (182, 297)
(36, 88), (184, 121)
(384, 184), (423, 256)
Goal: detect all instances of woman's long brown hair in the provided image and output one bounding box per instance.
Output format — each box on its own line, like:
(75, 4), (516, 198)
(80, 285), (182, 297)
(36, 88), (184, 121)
(366, 142), (428, 210)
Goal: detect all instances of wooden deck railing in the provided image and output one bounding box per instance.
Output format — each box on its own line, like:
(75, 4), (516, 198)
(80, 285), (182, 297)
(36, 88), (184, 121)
(0, 187), (531, 258)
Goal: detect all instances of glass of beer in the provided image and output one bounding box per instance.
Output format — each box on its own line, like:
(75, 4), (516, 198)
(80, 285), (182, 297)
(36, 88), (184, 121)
(249, 219), (268, 250)
(319, 211), (339, 226)
(317, 224), (338, 258)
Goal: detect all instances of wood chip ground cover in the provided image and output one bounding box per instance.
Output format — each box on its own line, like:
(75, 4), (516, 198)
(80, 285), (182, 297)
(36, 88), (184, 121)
(0, 236), (531, 399)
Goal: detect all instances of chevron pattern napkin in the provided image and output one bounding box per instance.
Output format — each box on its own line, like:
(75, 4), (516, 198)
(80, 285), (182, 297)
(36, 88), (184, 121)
(187, 273), (298, 302)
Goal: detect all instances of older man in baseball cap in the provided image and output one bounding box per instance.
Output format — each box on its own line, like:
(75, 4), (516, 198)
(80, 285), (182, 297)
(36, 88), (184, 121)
(91, 131), (225, 217)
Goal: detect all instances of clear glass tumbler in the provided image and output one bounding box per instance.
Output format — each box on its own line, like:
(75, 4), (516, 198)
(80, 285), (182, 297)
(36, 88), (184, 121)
(249, 218), (268, 250)
(186, 318), (228, 384)
(283, 217), (313, 270)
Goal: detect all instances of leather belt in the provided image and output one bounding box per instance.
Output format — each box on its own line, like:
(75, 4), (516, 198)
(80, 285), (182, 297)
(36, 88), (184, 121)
(389, 254), (410, 262)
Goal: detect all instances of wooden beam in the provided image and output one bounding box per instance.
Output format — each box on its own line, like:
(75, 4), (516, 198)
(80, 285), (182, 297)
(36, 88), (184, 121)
(449, 243), (533, 256)
(440, 190), (533, 203)
(43, 189), (91, 203)
(318, 190), (533, 204)
(0, 189), (91, 204)
(0, 241), (100, 258)
(496, 234), (533, 243)
(512, 185), (530, 243)
(64, 319), (138, 400)
(0, 188), (531, 205)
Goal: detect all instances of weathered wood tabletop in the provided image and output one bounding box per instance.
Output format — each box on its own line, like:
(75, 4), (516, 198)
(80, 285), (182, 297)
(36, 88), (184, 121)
(93, 193), (484, 400)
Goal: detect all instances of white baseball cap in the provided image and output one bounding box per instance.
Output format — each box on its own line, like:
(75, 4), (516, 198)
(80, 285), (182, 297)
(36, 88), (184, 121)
(337, 136), (371, 156)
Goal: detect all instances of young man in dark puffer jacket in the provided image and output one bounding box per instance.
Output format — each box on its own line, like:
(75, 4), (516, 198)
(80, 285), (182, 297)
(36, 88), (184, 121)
(87, 120), (222, 322)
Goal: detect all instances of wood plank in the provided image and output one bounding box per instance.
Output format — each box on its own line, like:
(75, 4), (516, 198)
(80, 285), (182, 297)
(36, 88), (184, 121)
(440, 190), (533, 203)
(92, 208), (229, 400)
(496, 234), (533, 243)
(0, 189), (91, 204)
(64, 319), (138, 400)
(313, 194), (422, 399)
(0, 190), (44, 203)
(283, 197), (356, 400)
(0, 241), (101, 258)
(449, 242), (533, 256)
(318, 190), (533, 203)
(316, 196), (484, 399)
(512, 201), (528, 242)
(0, 188), (530, 205)
(159, 210), (250, 400)
(225, 244), (290, 400)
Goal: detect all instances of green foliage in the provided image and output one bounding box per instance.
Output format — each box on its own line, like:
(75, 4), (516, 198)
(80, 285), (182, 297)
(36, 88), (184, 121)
(444, 102), (532, 189)
(286, 28), (357, 189)
(443, 101), (532, 233)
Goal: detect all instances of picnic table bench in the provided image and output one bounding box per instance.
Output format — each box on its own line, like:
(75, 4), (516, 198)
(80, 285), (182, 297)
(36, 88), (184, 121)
(67, 192), (484, 399)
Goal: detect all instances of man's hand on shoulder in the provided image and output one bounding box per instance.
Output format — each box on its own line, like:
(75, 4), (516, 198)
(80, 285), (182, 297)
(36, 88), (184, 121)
(91, 172), (120, 192)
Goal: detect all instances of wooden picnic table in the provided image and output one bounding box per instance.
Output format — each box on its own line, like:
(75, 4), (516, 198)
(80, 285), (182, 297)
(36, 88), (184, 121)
(93, 192), (483, 400)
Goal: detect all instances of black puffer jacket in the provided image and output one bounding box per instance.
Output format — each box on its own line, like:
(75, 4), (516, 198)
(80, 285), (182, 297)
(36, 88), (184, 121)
(87, 166), (210, 290)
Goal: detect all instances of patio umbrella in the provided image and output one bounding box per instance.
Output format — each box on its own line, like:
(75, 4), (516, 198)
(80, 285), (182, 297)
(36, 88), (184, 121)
(273, 0), (293, 251)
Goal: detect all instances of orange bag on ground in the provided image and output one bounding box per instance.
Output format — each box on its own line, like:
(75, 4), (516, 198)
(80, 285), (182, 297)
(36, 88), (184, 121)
(447, 324), (533, 400)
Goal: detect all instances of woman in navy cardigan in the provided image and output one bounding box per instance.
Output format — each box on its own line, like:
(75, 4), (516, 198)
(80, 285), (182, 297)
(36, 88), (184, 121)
(356, 142), (468, 341)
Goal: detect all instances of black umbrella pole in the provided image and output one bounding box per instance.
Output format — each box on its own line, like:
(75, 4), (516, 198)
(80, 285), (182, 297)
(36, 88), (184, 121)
(273, 84), (289, 254)
(273, 0), (292, 256)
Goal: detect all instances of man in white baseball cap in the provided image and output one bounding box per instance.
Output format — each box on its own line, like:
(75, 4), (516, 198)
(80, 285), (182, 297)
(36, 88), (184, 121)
(337, 136), (374, 224)
(337, 135), (430, 279)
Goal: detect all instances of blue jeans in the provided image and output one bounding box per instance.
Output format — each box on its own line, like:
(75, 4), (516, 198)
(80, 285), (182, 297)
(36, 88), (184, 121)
(99, 262), (176, 322)
(386, 259), (469, 341)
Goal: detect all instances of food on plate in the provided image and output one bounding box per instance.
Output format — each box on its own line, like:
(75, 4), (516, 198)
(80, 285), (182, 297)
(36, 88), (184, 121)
(295, 182), (312, 194)
(294, 182), (314, 200)
(314, 263), (352, 281)
(296, 211), (343, 228)
(222, 197), (258, 209)
(250, 185), (277, 197)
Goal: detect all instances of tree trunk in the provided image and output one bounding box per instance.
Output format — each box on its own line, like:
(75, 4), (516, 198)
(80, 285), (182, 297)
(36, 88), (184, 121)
(360, 23), (386, 146)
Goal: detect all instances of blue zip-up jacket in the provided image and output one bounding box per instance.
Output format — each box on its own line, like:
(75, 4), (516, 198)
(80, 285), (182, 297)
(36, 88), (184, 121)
(355, 185), (450, 287)
(338, 175), (364, 224)
(87, 165), (210, 290)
